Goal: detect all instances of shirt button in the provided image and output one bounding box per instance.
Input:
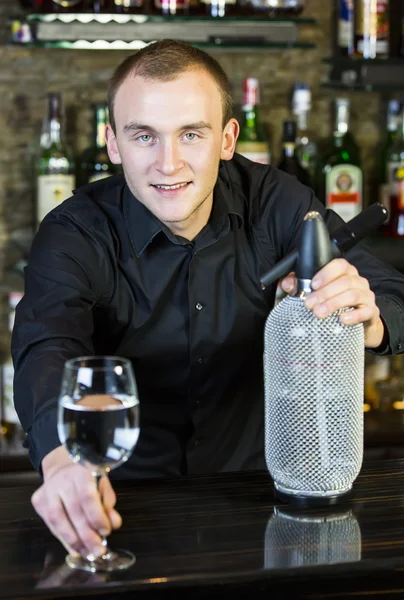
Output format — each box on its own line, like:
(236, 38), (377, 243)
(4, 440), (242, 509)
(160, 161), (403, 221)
(195, 302), (203, 311)
(197, 357), (204, 365)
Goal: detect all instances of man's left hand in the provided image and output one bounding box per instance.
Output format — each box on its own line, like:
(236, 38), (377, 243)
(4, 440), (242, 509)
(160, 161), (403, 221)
(280, 258), (385, 349)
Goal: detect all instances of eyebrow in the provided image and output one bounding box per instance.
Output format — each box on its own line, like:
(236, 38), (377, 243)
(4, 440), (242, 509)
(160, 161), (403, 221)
(123, 121), (213, 134)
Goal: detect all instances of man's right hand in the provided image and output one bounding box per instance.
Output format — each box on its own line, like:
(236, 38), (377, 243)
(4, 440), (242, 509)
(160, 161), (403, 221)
(31, 446), (122, 558)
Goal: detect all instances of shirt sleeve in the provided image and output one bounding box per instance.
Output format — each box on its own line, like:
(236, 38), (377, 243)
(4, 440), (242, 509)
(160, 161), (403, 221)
(11, 209), (111, 472)
(261, 168), (404, 356)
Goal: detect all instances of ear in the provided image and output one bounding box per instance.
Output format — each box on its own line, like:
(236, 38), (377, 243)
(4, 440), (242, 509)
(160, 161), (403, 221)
(220, 118), (240, 161)
(105, 123), (122, 165)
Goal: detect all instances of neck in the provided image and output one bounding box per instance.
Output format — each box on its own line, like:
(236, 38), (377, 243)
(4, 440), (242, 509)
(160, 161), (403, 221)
(164, 193), (213, 241)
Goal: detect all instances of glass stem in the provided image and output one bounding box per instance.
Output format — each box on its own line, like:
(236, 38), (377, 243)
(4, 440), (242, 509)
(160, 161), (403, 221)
(94, 474), (109, 555)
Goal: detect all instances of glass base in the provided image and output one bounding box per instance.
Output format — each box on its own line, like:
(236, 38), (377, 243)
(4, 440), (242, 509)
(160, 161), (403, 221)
(65, 548), (136, 573)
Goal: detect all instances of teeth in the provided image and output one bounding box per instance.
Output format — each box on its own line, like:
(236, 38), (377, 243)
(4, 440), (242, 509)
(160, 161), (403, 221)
(155, 182), (189, 190)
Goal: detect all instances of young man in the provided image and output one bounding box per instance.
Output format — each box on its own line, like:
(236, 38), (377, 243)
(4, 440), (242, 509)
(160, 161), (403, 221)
(12, 40), (404, 559)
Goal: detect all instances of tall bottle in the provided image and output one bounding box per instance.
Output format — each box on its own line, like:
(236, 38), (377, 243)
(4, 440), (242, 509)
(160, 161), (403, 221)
(292, 83), (318, 187)
(78, 104), (117, 186)
(236, 78), (271, 165)
(386, 109), (404, 238)
(355, 0), (390, 58)
(322, 98), (363, 222)
(37, 93), (75, 225)
(338, 0), (354, 56)
(378, 98), (400, 222)
(277, 120), (311, 187)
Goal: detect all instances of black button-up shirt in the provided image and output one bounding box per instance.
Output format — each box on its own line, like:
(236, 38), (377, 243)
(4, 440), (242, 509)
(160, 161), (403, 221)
(12, 154), (404, 477)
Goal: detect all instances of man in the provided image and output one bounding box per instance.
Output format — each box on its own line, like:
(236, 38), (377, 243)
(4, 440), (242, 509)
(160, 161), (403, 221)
(12, 40), (404, 560)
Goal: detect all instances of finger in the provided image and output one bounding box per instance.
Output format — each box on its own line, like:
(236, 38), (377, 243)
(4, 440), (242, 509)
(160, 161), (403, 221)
(36, 491), (88, 557)
(311, 289), (375, 319)
(98, 476), (117, 513)
(108, 508), (123, 530)
(312, 259), (358, 289)
(339, 306), (378, 326)
(59, 486), (106, 558)
(305, 274), (369, 309)
(71, 475), (111, 538)
(280, 272), (297, 295)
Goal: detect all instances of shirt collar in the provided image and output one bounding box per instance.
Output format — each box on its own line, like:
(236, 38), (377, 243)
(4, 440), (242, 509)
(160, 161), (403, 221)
(123, 160), (245, 258)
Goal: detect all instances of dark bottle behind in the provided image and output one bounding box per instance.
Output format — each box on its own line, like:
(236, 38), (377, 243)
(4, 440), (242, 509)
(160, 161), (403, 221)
(386, 109), (404, 238)
(322, 98), (363, 222)
(277, 120), (311, 187)
(338, 0), (354, 56)
(78, 104), (117, 186)
(292, 83), (318, 189)
(37, 93), (75, 225)
(378, 98), (400, 224)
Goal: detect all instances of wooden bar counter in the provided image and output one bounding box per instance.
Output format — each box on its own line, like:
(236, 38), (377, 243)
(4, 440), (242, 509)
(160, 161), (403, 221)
(1, 459), (404, 599)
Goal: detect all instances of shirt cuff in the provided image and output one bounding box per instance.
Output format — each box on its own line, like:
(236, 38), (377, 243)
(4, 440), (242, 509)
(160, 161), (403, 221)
(367, 295), (404, 355)
(25, 409), (62, 475)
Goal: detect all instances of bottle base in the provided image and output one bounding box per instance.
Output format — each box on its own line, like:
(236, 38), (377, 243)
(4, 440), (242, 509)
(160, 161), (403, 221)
(274, 484), (353, 507)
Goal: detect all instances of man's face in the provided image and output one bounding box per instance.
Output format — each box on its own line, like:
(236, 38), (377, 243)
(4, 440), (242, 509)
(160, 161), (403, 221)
(106, 69), (238, 237)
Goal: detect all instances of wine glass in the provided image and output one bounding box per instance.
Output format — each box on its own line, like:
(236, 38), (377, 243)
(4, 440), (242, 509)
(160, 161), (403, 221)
(57, 356), (140, 573)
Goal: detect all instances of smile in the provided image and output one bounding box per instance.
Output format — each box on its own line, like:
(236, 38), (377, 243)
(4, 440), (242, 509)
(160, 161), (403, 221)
(152, 182), (190, 190)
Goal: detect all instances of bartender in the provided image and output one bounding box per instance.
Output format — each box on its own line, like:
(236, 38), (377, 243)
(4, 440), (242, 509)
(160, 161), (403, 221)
(12, 40), (404, 560)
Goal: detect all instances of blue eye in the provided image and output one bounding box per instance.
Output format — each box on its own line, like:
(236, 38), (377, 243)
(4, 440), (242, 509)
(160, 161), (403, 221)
(139, 135), (152, 143)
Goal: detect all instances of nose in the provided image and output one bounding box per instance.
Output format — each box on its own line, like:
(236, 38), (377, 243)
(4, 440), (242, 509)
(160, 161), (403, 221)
(155, 139), (185, 176)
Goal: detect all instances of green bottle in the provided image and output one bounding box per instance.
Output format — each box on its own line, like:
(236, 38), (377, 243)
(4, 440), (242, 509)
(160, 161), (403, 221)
(236, 78), (270, 165)
(322, 98), (363, 221)
(37, 93), (75, 226)
(78, 104), (117, 186)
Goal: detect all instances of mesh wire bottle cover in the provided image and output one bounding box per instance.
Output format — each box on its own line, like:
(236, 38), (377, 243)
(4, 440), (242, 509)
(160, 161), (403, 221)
(264, 297), (364, 498)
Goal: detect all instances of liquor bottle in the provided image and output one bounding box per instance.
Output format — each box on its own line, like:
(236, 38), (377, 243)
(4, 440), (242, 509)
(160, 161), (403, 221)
(292, 83), (318, 188)
(378, 98), (400, 224)
(78, 104), (117, 186)
(322, 98), (363, 222)
(386, 109), (404, 238)
(236, 78), (271, 165)
(153, 0), (199, 15)
(113, 0), (144, 12)
(92, 0), (114, 11)
(247, 0), (306, 17)
(34, 0), (87, 12)
(277, 120), (311, 187)
(338, 0), (354, 56)
(355, 0), (390, 58)
(0, 293), (24, 444)
(201, 0), (239, 17)
(37, 93), (75, 225)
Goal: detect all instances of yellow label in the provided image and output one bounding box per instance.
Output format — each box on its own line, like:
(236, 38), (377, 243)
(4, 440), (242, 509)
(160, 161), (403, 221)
(37, 174), (75, 224)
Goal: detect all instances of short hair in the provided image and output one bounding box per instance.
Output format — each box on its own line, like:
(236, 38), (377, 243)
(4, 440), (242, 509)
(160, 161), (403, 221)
(108, 39), (233, 132)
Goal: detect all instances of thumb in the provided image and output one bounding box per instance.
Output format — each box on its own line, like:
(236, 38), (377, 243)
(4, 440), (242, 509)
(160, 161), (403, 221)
(280, 272), (297, 296)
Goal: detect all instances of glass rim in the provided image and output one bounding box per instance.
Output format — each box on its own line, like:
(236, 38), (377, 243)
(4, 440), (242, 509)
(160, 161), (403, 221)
(64, 355), (133, 371)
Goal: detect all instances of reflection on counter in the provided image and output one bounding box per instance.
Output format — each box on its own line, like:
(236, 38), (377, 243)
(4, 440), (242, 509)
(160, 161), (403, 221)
(264, 506), (361, 569)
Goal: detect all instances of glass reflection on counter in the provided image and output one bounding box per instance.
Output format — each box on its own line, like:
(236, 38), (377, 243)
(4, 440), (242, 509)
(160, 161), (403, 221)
(264, 507), (362, 569)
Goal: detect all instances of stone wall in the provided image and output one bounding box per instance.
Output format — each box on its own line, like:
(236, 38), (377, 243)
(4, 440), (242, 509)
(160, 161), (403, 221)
(0, 0), (387, 289)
